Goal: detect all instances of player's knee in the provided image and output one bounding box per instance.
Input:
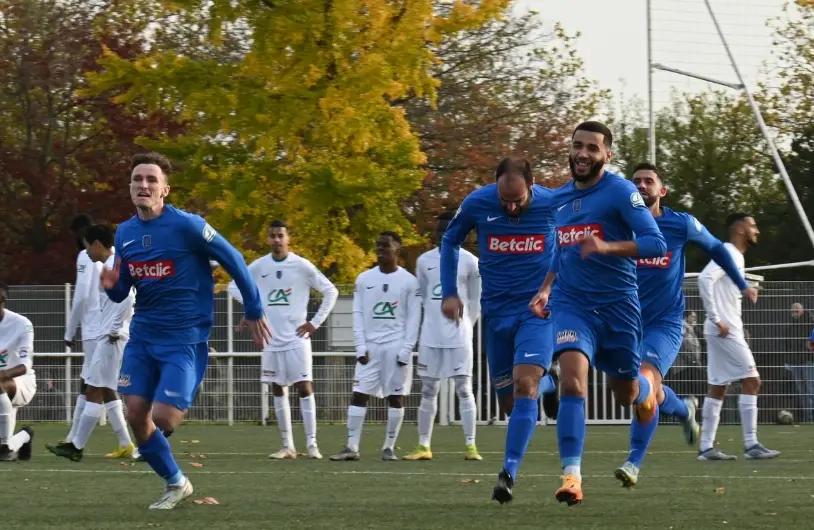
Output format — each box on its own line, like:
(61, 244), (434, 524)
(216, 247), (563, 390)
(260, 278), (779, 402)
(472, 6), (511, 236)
(271, 384), (287, 397)
(351, 392), (369, 407)
(387, 395), (404, 408)
(742, 377), (761, 394)
(421, 378), (441, 401)
(559, 375), (586, 397)
(295, 381), (313, 397)
(513, 376), (538, 399)
(453, 376), (472, 400)
(611, 382), (637, 406)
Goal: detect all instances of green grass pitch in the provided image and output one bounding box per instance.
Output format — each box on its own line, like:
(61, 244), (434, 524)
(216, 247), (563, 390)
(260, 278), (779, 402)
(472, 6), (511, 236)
(3, 423), (813, 529)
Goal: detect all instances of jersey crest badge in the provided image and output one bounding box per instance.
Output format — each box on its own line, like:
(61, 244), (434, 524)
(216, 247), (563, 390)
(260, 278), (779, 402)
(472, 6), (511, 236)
(142, 235), (152, 249)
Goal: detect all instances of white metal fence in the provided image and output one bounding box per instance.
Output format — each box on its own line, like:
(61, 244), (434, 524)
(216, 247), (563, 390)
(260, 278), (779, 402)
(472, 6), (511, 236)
(8, 281), (814, 425)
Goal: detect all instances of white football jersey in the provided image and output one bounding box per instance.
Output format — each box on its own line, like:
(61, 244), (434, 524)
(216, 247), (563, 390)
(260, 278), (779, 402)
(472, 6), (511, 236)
(0, 309), (34, 373)
(417, 247), (480, 348)
(229, 252), (338, 351)
(699, 242), (745, 336)
(65, 250), (103, 341)
(96, 253), (135, 339)
(353, 266), (421, 363)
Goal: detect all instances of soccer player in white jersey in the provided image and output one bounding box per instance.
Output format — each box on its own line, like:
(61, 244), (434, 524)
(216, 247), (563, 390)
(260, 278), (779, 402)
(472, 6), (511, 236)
(330, 231), (421, 461)
(0, 282), (36, 462)
(230, 220), (338, 460)
(404, 212), (482, 461)
(47, 225), (137, 461)
(62, 214), (105, 446)
(697, 213), (780, 460)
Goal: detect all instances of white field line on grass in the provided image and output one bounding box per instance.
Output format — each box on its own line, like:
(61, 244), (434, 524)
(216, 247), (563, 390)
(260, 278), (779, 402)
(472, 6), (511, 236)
(2, 468), (813, 480)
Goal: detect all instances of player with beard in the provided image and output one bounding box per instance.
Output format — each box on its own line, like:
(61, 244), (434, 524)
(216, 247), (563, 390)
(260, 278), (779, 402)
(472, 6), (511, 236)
(530, 122), (666, 505)
(697, 213), (780, 461)
(613, 163), (757, 487)
(441, 157), (560, 504)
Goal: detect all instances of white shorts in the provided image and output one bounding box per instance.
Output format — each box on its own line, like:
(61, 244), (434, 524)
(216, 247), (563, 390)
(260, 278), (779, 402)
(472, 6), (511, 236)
(417, 344), (472, 379)
(262, 341), (313, 386)
(705, 333), (760, 386)
(353, 341), (413, 398)
(80, 337), (99, 382)
(85, 338), (125, 390)
(11, 373), (36, 407)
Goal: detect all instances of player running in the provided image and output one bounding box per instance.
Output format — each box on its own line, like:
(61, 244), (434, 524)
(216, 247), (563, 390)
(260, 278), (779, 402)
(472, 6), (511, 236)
(697, 213), (780, 461)
(229, 220), (338, 460)
(530, 121), (667, 506)
(47, 224), (137, 461)
(613, 163), (756, 487)
(102, 152), (270, 510)
(330, 232), (420, 461)
(0, 283), (35, 462)
(403, 211), (482, 462)
(441, 157), (559, 504)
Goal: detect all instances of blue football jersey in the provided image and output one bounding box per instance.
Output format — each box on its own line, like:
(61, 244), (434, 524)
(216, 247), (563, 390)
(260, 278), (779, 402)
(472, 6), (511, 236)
(106, 205), (263, 344)
(637, 207), (747, 326)
(550, 171), (666, 308)
(441, 183), (556, 317)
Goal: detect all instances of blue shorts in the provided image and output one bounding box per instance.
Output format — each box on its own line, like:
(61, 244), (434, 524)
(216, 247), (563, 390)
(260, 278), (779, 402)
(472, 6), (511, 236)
(550, 297), (642, 379)
(640, 321), (683, 378)
(118, 340), (209, 410)
(484, 309), (553, 395)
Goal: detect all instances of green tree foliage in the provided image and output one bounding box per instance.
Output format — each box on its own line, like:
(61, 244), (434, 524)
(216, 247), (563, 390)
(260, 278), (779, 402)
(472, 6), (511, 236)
(86, 0), (510, 282)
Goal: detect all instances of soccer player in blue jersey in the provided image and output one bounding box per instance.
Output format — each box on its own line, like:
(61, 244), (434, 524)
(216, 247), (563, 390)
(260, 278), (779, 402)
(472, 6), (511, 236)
(612, 162), (758, 487)
(440, 156), (559, 504)
(101, 153), (271, 510)
(530, 121), (667, 506)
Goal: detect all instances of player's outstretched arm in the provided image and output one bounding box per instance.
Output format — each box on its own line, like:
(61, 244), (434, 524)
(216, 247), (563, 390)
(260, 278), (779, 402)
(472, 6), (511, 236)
(440, 199), (476, 307)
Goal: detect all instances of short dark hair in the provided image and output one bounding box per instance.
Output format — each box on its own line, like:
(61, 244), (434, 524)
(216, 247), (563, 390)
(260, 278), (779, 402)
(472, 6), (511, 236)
(495, 157), (533, 184)
(70, 214), (94, 234)
(131, 152), (172, 180)
(436, 210), (456, 235)
(83, 224), (115, 248)
(0, 282), (8, 300)
(632, 162), (663, 182)
(379, 231), (402, 245)
(269, 220), (288, 231)
(726, 212), (753, 228)
(573, 121), (613, 148)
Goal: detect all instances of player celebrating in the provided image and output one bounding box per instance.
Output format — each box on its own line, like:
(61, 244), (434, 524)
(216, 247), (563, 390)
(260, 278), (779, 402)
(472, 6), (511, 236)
(330, 232), (420, 461)
(404, 212), (482, 462)
(0, 282), (35, 462)
(613, 164), (756, 487)
(697, 213), (779, 460)
(441, 157), (559, 504)
(47, 224), (137, 461)
(102, 152), (270, 510)
(62, 214), (105, 446)
(229, 220), (338, 460)
(530, 121), (667, 506)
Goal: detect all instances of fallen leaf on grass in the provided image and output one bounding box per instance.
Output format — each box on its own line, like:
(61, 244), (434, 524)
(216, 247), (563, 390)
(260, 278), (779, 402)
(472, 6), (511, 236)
(193, 497), (220, 505)
(190, 462), (204, 468)
(191, 440), (200, 444)
(714, 487), (726, 496)
(459, 479), (480, 485)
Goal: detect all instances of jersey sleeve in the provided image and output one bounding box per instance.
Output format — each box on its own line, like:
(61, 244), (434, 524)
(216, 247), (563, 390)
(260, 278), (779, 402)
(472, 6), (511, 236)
(188, 216), (264, 320)
(228, 258), (261, 305)
(352, 276), (367, 359)
(617, 182), (666, 257)
(16, 318), (34, 372)
(399, 275), (422, 363)
(104, 289), (135, 337)
(698, 258), (727, 324)
(306, 261), (338, 328)
(465, 254), (481, 324)
(685, 214), (748, 291)
(440, 196), (478, 299)
(65, 253), (92, 341)
(416, 255), (428, 300)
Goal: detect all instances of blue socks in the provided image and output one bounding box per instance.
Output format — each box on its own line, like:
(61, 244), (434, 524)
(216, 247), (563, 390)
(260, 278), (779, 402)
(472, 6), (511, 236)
(539, 374), (556, 395)
(659, 385), (688, 419)
(503, 397), (538, 479)
(628, 403), (660, 467)
(139, 429), (183, 485)
(632, 374), (651, 405)
(557, 396), (585, 470)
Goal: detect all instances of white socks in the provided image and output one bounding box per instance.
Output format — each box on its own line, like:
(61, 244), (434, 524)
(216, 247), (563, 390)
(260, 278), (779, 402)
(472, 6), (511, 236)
(738, 394), (759, 448)
(8, 429), (30, 452)
(0, 392), (12, 446)
(105, 400), (132, 447)
(300, 395), (317, 448)
(273, 394), (294, 449)
(455, 376), (477, 447)
(418, 378), (440, 447)
(383, 407), (405, 451)
(700, 397), (723, 452)
(347, 405), (367, 452)
(66, 395), (87, 442)
(73, 401), (104, 450)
